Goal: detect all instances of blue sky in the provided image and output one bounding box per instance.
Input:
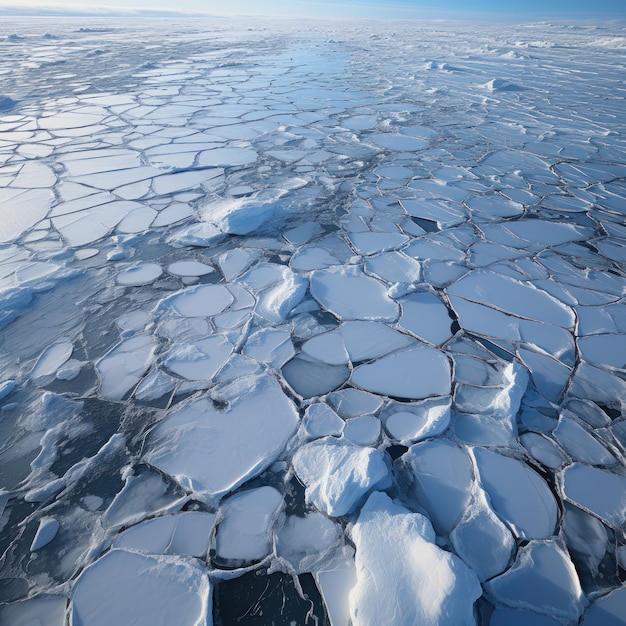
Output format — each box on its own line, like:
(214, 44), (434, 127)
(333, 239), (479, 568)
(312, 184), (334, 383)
(1, 0), (624, 18)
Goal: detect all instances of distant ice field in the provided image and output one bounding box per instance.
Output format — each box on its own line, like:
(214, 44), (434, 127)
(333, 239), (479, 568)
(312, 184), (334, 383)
(0, 16), (625, 626)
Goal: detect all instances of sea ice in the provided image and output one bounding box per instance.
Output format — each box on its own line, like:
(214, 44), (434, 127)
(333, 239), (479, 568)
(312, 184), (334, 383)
(449, 489), (515, 582)
(562, 503), (609, 574)
(342, 416), (381, 446)
(581, 587), (626, 626)
(30, 516), (60, 551)
(489, 607), (562, 626)
(96, 335), (155, 400)
(70, 549), (211, 626)
(30, 339), (73, 378)
(115, 511), (215, 558)
(156, 284), (234, 317)
(166, 260), (214, 277)
(561, 463), (626, 527)
(116, 263), (162, 286)
(215, 486), (282, 566)
(383, 396), (451, 444)
(351, 344), (451, 399)
(145, 374), (299, 500)
(102, 469), (187, 531)
(162, 336), (233, 380)
(254, 267), (307, 323)
(275, 512), (342, 574)
(292, 437), (389, 517)
(310, 266), (399, 322)
(400, 439), (473, 535)
(553, 413), (616, 466)
(487, 540), (586, 623)
(448, 270), (575, 328)
(473, 447), (557, 539)
(349, 491), (481, 626)
(243, 328), (294, 369)
(397, 291), (454, 345)
(0, 595), (68, 626)
(302, 403), (345, 439)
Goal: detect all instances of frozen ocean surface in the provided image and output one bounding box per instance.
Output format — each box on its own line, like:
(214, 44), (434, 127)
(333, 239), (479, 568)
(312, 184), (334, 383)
(0, 14), (625, 625)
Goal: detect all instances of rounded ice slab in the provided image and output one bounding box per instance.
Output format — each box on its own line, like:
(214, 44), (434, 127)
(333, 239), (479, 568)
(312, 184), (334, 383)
(96, 335), (155, 400)
(276, 512), (342, 574)
(351, 344), (451, 400)
(70, 549), (211, 626)
(310, 266), (399, 322)
(145, 374), (299, 500)
(293, 437), (389, 517)
(166, 260), (214, 277)
(116, 263), (163, 286)
(157, 284), (234, 317)
(349, 491), (481, 626)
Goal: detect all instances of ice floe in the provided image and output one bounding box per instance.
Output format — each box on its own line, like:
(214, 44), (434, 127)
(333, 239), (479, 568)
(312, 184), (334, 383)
(70, 550), (211, 626)
(351, 344), (451, 399)
(145, 374), (298, 500)
(487, 540), (586, 623)
(474, 447), (558, 540)
(292, 437), (389, 517)
(349, 491), (481, 626)
(310, 266), (399, 322)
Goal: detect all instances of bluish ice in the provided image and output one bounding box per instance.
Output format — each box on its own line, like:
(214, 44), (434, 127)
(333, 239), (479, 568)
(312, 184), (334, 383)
(0, 15), (625, 626)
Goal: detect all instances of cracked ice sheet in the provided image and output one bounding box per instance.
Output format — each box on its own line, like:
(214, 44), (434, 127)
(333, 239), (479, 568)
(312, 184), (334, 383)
(1, 16), (626, 626)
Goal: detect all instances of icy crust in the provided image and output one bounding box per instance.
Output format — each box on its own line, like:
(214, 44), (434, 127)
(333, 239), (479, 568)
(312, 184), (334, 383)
(349, 492), (481, 626)
(401, 439), (474, 535)
(145, 374), (299, 500)
(70, 549), (211, 626)
(214, 486), (282, 565)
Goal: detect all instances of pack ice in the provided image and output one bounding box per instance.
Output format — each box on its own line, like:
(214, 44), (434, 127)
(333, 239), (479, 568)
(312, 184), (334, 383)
(0, 15), (625, 626)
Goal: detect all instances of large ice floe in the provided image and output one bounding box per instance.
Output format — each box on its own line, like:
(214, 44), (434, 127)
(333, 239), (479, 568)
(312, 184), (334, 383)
(0, 15), (625, 626)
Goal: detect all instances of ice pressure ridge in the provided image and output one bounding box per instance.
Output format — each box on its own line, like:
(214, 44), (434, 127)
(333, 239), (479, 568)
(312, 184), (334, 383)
(0, 16), (625, 626)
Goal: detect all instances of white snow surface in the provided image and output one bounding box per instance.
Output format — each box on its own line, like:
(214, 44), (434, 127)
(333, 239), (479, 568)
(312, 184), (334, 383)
(70, 549), (211, 626)
(292, 437), (389, 517)
(349, 491), (481, 626)
(145, 374), (299, 499)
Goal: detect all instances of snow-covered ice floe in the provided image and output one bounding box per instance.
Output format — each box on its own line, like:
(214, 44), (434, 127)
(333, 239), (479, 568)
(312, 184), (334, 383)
(0, 15), (625, 626)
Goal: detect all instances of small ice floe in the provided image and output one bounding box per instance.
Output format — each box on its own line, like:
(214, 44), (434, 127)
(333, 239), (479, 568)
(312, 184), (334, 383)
(310, 265), (399, 322)
(292, 437), (389, 517)
(214, 486), (282, 567)
(473, 447), (558, 539)
(115, 511), (215, 558)
(30, 517), (60, 551)
(96, 335), (155, 400)
(116, 263), (162, 286)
